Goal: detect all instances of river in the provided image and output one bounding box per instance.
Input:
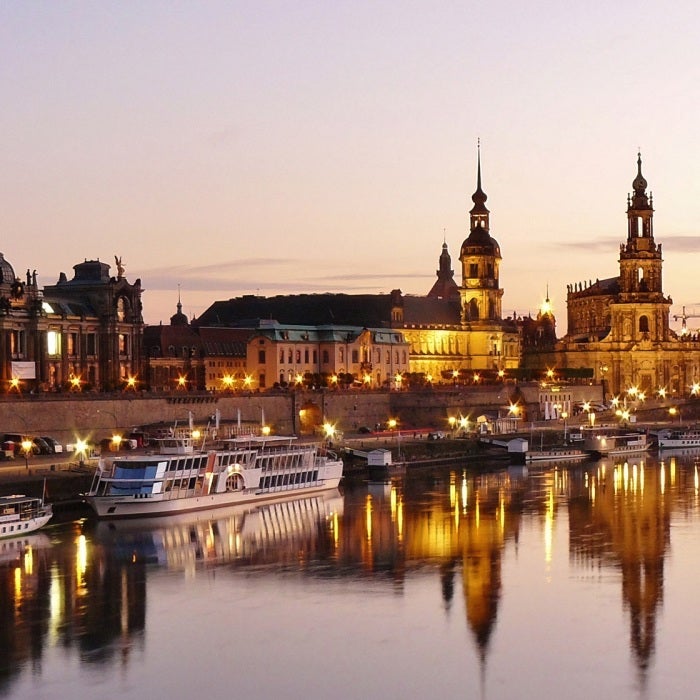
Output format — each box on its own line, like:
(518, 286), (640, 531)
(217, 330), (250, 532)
(2, 449), (700, 700)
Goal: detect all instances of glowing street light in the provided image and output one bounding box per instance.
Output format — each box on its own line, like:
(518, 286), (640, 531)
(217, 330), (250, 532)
(691, 382), (700, 397)
(69, 375), (82, 391)
(221, 375), (235, 391)
(658, 387), (667, 399)
(176, 375), (188, 390)
(111, 434), (123, 451)
(8, 377), (20, 393)
(323, 422), (336, 443)
(387, 418), (397, 431)
(75, 437), (88, 466)
(21, 438), (32, 471)
(261, 425), (271, 436)
(125, 375), (137, 391)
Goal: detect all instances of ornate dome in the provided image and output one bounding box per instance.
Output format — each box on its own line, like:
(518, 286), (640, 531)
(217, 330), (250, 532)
(0, 252), (16, 286)
(460, 229), (501, 258)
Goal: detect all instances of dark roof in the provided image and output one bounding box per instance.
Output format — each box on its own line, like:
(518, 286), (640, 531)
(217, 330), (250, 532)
(402, 296), (461, 326)
(195, 294), (395, 328)
(570, 276), (619, 299)
(42, 296), (98, 317)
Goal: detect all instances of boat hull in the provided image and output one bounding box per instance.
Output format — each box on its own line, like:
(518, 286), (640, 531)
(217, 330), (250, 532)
(86, 475), (342, 519)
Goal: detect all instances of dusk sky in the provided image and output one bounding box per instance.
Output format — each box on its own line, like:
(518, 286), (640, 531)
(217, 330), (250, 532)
(2, 1), (699, 333)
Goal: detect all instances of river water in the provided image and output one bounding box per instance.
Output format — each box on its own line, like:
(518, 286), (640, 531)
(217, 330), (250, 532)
(2, 449), (700, 700)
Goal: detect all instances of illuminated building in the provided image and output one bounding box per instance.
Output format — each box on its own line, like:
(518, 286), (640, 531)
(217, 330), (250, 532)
(556, 154), (700, 395)
(0, 255), (143, 391)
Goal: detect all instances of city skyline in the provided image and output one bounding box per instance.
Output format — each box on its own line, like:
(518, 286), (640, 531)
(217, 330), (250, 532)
(2, 2), (699, 332)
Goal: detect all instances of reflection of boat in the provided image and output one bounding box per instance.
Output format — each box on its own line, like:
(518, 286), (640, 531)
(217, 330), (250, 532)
(583, 428), (649, 457)
(525, 447), (589, 463)
(0, 532), (51, 564)
(85, 435), (343, 519)
(657, 427), (700, 449)
(93, 489), (344, 568)
(0, 494), (53, 539)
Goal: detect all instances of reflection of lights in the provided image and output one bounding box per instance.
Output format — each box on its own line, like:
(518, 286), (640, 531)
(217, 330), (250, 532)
(461, 472), (468, 513)
(23, 546), (34, 575)
(660, 463), (666, 495)
(544, 488), (554, 564)
(76, 534), (87, 584)
(695, 465), (699, 494)
(261, 425), (271, 436)
(365, 494), (373, 540)
(449, 472), (457, 509)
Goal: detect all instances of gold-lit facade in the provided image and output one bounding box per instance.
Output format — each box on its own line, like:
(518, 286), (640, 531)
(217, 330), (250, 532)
(557, 155), (700, 396)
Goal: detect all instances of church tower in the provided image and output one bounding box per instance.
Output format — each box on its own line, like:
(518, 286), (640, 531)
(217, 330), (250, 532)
(459, 145), (504, 324)
(610, 153), (671, 344)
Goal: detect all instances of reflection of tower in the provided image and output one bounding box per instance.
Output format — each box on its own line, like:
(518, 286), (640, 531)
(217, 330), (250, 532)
(569, 462), (670, 680)
(460, 507), (503, 662)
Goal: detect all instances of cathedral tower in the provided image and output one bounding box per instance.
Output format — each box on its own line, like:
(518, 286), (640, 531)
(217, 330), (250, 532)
(459, 145), (504, 324)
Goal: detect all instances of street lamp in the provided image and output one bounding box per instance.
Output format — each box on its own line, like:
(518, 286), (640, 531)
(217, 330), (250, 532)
(669, 407), (681, 424)
(75, 437), (88, 467)
(21, 438), (32, 471)
(448, 416), (457, 436)
(561, 411), (568, 443)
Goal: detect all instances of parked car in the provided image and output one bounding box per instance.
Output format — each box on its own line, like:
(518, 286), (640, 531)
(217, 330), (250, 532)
(358, 426), (372, 434)
(427, 431), (447, 440)
(41, 436), (62, 453)
(32, 437), (52, 455)
(2, 434), (34, 455)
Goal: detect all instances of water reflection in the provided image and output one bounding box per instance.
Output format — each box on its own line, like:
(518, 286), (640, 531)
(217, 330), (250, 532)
(3, 451), (700, 697)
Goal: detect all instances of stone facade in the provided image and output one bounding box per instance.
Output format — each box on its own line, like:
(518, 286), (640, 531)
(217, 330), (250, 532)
(0, 254), (143, 392)
(557, 155), (700, 396)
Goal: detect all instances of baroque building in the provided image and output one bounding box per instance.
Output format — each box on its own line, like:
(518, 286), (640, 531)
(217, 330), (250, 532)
(0, 254), (144, 391)
(397, 148), (520, 379)
(557, 155), (700, 395)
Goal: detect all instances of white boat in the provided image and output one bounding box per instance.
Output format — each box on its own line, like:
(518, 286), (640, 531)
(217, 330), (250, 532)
(657, 427), (700, 449)
(85, 435), (344, 519)
(582, 428), (649, 457)
(0, 494), (53, 539)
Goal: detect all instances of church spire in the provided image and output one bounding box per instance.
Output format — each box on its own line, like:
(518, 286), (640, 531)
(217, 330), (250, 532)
(470, 140), (490, 231)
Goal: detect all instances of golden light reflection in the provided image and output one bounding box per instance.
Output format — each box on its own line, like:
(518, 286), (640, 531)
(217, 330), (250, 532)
(397, 496), (404, 542)
(14, 566), (21, 608)
(49, 563), (63, 643)
(365, 494), (373, 541)
(544, 489), (554, 564)
(76, 534), (87, 587)
(660, 463), (666, 495)
(695, 465), (699, 494)
(23, 546), (33, 575)
(449, 472), (456, 509)
(461, 473), (468, 513)
(475, 493), (480, 529)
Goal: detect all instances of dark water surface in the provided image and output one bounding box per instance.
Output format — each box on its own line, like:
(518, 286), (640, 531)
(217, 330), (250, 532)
(3, 450), (700, 700)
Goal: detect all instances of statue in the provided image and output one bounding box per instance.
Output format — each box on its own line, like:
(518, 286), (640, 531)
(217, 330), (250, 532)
(115, 255), (125, 279)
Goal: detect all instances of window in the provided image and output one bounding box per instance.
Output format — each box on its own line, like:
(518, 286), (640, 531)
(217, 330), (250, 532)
(47, 331), (61, 357)
(11, 330), (26, 358)
(352, 350), (359, 363)
(86, 333), (97, 356)
(322, 350), (329, 363)
(118, 334), (128, 355)
(296, 350), (301, 362)
(639, 315), (650, 333)
(280, 349), (285, 363)
(288, 350), (293, 363)
(469, 263), (478, 277)
(304, 349), (309, 363)
(259, 373), (266, 388)
(67, 332), (78, 355)
(258, 350), (266, 363)
(312, 349), (317, 363)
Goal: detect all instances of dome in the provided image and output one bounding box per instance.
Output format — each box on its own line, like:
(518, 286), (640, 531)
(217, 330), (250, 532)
(0, 252), (16, 286)
(460, 228), (501, 258)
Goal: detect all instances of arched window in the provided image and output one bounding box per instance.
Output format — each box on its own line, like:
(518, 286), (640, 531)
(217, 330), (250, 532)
(639, 315), (650, 333)
(467, 299), (479, 320)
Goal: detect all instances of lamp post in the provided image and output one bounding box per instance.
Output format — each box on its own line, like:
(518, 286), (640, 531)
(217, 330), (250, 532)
(21, 438), (32, 471)
(561, 411), (568, 444)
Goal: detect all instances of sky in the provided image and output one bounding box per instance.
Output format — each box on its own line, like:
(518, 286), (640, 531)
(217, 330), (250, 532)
(2, 1), (700, 333)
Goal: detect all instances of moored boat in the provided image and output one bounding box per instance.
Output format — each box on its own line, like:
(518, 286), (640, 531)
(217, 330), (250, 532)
(0, 494), (53, 539)
(84, 434), (344, 519)
(657, 427), (700, 450)
(582, 427), (649, 457)
(525, 447), (589, 463)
